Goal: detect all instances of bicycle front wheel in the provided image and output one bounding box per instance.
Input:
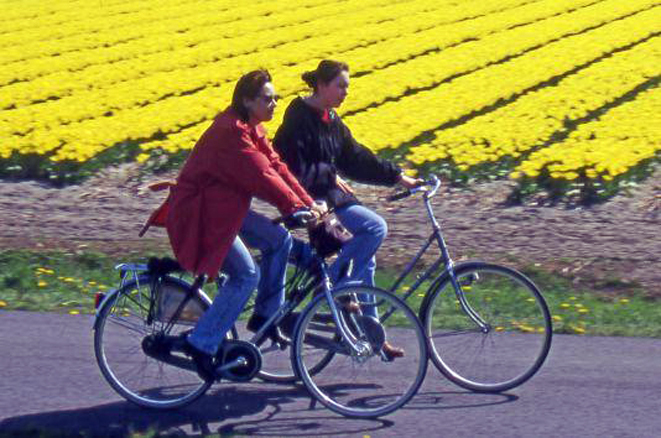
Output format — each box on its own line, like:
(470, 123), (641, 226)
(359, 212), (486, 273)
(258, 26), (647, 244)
(422, 262), (552, 393)
(292, 286), (428, 418)
(94, 276), (212, 409)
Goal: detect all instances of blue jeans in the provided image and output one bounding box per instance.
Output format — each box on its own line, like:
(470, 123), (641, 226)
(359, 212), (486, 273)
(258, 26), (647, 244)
(329, 204), (387, 318)
(187, 237), (258, 355)
(239, 210), (292, 317)
(187, 211), (292, 355)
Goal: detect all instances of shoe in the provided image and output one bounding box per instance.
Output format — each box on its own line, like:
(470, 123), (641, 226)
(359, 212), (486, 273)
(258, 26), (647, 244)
(337, 296), (360, 313)
(382, 341), (405, 361)
(246, 313), (291, 345)
(184, 339), (216, 382)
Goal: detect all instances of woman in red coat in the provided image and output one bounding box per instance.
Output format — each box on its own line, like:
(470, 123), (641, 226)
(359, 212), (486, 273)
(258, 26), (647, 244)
(165, 70), (321, 379)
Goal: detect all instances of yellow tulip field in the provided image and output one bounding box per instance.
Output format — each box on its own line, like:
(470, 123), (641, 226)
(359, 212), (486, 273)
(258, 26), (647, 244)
(1, 0), (659, 201)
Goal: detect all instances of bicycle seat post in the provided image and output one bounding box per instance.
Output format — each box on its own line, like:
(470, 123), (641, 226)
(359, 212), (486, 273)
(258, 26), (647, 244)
(191, 274), (207, 291)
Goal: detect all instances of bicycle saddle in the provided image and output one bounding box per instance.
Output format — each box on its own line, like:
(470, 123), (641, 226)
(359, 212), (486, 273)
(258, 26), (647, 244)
(147, 257), (184, 277)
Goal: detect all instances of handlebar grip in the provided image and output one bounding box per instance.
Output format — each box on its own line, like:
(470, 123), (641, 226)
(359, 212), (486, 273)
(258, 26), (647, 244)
(272, 210), (314, 228)
(386, 190), (412, 202)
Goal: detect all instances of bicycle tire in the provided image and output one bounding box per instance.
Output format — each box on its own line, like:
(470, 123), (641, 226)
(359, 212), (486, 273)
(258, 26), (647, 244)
(250, 260), (333, 384)
(292, 286), (428, 418)
(421, 261), (552, 393)
(95, 275), (225, 409)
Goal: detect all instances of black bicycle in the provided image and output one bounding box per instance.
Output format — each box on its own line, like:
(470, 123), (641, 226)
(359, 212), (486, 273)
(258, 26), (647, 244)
(385, 175), (552, 392)
(93, 213), (428, 418)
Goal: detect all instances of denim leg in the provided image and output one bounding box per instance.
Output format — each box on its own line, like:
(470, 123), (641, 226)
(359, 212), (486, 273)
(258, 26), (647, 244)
(329, 205), (387, 318)
(240, 210), (291, 318)
(290, 237), (315, 269)
(187, 237), (259, 355)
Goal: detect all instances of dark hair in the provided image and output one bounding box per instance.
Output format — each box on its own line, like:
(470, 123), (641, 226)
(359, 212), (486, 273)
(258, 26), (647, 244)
(302, 60), (349, 92)
(231, 69), (272, 121)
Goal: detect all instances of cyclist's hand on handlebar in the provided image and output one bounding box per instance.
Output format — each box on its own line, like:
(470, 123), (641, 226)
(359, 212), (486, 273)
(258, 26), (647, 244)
(276, 209), (315, 229)
(398, 173), (425, 189)
(310, 200), (328, 218)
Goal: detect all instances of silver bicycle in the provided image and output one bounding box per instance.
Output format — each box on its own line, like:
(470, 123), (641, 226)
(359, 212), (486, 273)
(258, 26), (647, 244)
(385, 175), (552, 392)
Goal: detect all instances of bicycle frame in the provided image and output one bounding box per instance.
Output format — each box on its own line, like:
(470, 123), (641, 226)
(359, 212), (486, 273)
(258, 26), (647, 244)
(248, 255), (373, 357)
(384, 176), (489, 331)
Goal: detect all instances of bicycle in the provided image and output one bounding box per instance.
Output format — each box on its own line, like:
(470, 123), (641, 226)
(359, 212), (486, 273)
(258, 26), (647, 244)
(384, 175), (552, 393)
(93, 213), (428, 418)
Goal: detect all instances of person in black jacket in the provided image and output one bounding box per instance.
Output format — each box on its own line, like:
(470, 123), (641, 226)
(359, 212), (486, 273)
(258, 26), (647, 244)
(273, 60), (422, 358)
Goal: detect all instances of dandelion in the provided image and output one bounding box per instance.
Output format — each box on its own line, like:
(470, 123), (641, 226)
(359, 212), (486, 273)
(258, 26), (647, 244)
(88, 281), (97, 286)
(578, 308), (589, 314)
(572, 326), (586, 334)
(552, 315), (563, 322)
(619, 298), (630, 304)
(37, 280), (48, 287)
(560, 303), (571, 309)
(0, 300), (7, 307)
(417, 293), (425, 297)
(69, 309), (80, 315)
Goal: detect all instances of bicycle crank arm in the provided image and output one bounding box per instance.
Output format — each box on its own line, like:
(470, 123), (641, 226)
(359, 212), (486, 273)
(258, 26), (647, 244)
(215, 356), (247, 373)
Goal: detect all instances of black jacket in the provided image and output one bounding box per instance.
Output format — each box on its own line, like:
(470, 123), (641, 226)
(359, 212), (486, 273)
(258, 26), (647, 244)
(273, 97), (401, 208)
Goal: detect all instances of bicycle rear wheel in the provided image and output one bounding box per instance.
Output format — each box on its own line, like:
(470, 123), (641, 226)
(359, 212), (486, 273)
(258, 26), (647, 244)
(292, 286), (428, 418)
(94, 276), (213, 409)
(422, 262), (552, 393)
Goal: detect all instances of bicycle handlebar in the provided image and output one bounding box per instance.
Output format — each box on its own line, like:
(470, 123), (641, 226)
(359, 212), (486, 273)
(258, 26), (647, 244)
(387, 175), (441, 202)
(272, 209), (315, 229)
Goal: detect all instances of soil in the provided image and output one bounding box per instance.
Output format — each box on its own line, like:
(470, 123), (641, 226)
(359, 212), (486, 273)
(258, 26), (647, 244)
(1, 164), (659, 296)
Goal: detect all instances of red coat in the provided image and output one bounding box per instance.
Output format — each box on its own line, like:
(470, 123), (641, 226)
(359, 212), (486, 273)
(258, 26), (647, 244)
(142, 109), (314, 277)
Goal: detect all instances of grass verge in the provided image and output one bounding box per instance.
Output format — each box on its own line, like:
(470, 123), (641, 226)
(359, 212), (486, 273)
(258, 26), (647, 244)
(1, 249), (658, 337)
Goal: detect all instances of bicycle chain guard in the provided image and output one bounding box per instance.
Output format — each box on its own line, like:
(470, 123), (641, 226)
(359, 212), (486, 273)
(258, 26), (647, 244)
(216, 340), (262, 382)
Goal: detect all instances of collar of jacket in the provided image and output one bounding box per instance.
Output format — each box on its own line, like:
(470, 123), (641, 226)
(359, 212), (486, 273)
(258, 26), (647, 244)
(292, 96), (337, 125)
(217, 107), (267, 139)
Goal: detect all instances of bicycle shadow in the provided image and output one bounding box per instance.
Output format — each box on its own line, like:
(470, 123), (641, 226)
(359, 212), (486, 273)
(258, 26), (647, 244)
(0, 379), (517, 437)
(402, 390), (519, 410)
(211, 389), (518, 436)
(0, 383), (392, 437)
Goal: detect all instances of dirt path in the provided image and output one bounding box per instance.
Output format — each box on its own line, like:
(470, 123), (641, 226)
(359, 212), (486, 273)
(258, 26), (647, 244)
(1, 164), (659, 295)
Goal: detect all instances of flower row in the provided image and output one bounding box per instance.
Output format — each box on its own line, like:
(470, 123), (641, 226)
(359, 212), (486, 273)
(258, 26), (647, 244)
(344, 5), (660, 153)
(0, 0), (357, 81)
(132, 0), (619, 157)
(0, 0), (448, 107)
(1, 0), (541, 160)
(0, 0), (267, 53)
(0, 0), (574, 147)
(513, 86), (660, 181)
(406, 35), (659, 172)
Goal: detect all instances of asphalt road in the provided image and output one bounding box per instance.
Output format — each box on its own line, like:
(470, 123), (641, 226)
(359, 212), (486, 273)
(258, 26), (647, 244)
(1, 311), (660, 438)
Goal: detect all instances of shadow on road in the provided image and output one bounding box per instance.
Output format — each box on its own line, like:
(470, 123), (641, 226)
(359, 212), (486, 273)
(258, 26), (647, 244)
(0, 385), (516, 437)
(404, 390), (518, 411)
(0, 384), (391, 437)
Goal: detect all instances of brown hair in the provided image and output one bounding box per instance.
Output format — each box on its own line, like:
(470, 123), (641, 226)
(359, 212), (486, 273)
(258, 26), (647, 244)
(302, 60), (349, 92)
(231, 69), (272, 121)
